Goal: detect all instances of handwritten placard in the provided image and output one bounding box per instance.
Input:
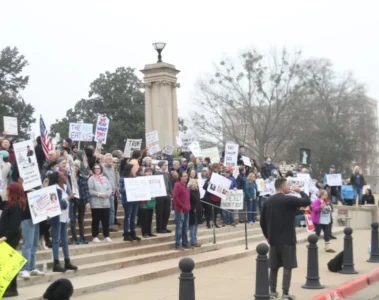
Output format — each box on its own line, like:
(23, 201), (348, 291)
(3, 116), (18, 136)
(224, 142), (239, 166)
(95, 116), (110, 144)
(124, 139), (142, 158)
(69, 123), (93, 142)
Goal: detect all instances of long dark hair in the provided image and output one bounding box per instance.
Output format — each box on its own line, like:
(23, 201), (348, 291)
(48, 172), (59, 186)
(122, 163), (134, 178)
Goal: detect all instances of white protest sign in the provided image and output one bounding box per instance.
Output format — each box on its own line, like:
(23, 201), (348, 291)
(181, 135), (195, 152)
(326, 174), (342, 187)
(69, 123), (93, 142)
(198, 173), (206, 199)
(95, 137), (103, 155)
(27, 186), (61, 224)
(176, 136), (183, 147)
(221, 190), (244, 210)
(94, 116), (110, 144)
(262, 178), (275, 196)
(242, 156), (252, 167)
(14, 140), (42, 190)
(145, 175), (167, 197)
(124, 139), (142, 158)
(296, 173), (311, 195)
(162, 145), (174, 155)
(224, 143), (239, 166)
(3, 116), (18, 135)
(256, 179), (265, 193)
(124, 177), (151, 201)
(207, 172), (231, 200)
(67, 157), (80, 198)
(189, 141), (202, 157)
(0, 156), (3, 193)
(146, 130), (160, 155)
(201, 147), (220, 163)
(286, 176), (306, 198)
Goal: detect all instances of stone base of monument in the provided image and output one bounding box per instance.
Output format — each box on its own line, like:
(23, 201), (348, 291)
(335, 205), (378, 230)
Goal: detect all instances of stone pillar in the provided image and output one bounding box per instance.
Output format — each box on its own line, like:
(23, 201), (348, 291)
(141, 63), (180, 149)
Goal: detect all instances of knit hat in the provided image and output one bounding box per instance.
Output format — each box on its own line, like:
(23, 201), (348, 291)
(0, 150), (9, 159)
(158, 160), (165, 168)
(64, 138), (73, 145)
(56, 157), (65, 165)
(43, 278), (74, 300)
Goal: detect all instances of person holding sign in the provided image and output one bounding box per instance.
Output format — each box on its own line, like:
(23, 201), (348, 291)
(139, 168), (157, 238)
(0, 182), (26, 297)
(260, 178), (311, 300)
(173, 171), (191, 250)
(244, 173), (258, 224)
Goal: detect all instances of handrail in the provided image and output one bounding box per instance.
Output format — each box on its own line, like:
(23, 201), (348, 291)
(199, 199), (260, 250)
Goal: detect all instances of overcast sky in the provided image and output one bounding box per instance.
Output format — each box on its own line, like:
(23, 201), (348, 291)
(1, 0), (378, 136)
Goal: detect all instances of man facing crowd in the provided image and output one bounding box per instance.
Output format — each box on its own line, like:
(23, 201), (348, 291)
(260, 178), (311, 300)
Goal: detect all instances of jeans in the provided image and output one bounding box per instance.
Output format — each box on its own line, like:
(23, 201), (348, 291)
(109, 194), (115, 228)
(189, 215), (198, 245)
(246, 200), (257, 223)
(354, 187), (363, 204)
(222, 210), (234, 224)
(70, 199), (85, 240)
(175, 211), (189, 247)
(51, 222), (70, 261)
(331, 196), (338, 205)
(21, 219), (39, 271)
(123, 202), (139, 234)
(315, 223), (330, 242)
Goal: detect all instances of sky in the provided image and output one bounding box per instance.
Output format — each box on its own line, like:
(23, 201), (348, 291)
(1, 0), (378, 136)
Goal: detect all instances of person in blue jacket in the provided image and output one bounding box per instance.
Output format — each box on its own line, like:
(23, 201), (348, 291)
(222, 167), (237, 226)
(244, 173), (258, 224)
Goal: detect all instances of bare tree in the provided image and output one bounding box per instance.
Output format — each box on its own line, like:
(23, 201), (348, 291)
(191, 48), (309, 163)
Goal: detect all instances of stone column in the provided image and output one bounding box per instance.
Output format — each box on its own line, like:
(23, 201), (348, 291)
(141, 63), (180, 149)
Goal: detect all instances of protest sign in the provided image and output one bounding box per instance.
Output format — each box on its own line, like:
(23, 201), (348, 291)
(256, 178), (265, 193)
(189, 141), (202, 157)
(224, 142), (239, 166)
(95, 137), (103, 155)
(124, 177), (151, 201)
(145, 175), (167, 197)
(201, 147), (220, 163)
(95, 116), (110, 144)
(69, 123), (93, 142)
(341, 185), (355, 200)
(262, 178), (275, 196)
(3, 116), (18, 136)
(242, 156), (252, 167)
(162, 145), (174, 155)
(27, 186), (62, 224)
(198, 173), (206, 199)
(221, 190), (244, 210)
(181, 135), (195, 152)
(286, 176), (306, 197)
(176, 136), (183, 147)
(326, 174), (342, 186)
(67, 157), (80, 198)
(0, 156), (3, 193)
(0, 242), (27, 298)
(14, 140), (42, 190)
(146, 130), (160, 155)
(296, 173), (311, 195)
(207, 173), (231, 200)
(124, 139), (142, 158)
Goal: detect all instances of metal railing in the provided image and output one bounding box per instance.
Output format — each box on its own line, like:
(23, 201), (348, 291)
(199, 200), (259, 250)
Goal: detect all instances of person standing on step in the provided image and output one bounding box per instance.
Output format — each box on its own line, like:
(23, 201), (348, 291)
(311, 189), (336, 253)
(0, 182), (26, 297)
(119, 163), (141, 242)
(101, 153), (118, 233)
(139, 167), (157, 238)
(88, 164), (113, 243)
(173, 171), (190, 250)
(244, 173), (258, 225)
(112, 157), (121, 226)
(188, 169), (202, 247)
(236, 166), (247, 223)
(203, 163), (222, 228)
(48, 172), (78, 273)
(260, 178), (311, 300)
(155, 160), (172, 233)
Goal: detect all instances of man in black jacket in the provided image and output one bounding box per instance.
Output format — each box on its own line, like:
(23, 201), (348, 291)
(260, 178), (311, 300)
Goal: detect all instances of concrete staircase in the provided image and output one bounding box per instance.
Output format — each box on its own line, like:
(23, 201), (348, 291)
(14, 207), (345, 300)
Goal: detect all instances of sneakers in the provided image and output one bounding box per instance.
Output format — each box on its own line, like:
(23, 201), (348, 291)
(191, 243), (201, 248)
(104, 237), (112, 243)
(281, 294), (296, 300)
(19, 270), (30, 279)
(92, 237), (101, 243)
(270, 292), (279, 299)
(73, 238), (80, 245)
(79, 237), (88, 245)
(248, 221), (254, 225)
(30, 269), (45, 276)
(175, 246), (184, 251)
(123, 233), (133, 242)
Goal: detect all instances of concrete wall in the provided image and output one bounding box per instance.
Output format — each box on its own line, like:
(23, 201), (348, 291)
(334, 205), (379, 229)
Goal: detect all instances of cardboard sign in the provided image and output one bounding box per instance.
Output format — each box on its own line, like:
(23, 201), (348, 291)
(145, 130), (160, 155)
(3, 116), (18, 135)
(242, 156), (251, 167)
(69, 123), (93, 141)
(124, 139), (142, 158)
(207, 173), (231, 200)
(201, 147), (220, 163)
(221, 190), (243, 210)
(326, 174), (342, 187)
(224, 143), (239, 166)
(189, 141), (202, 157)
(95, 116), (110, 144)
(162, 145), (174, 155)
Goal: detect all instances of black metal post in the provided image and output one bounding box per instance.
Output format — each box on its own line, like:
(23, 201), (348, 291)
(254, 243), (270, 300)
(179, 257), (195, 300)
(245, 215), (248, 250)
(212, 206), (216, 244)
(340, 227), (358, 274)
(367, 222), (379, 263)
(302, 234), (324, 289)
(157, 50), (163, 63)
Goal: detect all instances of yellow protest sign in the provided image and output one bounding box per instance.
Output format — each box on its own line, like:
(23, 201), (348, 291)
(0, 242), (27, 298)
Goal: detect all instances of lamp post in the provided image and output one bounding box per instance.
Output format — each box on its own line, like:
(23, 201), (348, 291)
(153, 42), (166, 63)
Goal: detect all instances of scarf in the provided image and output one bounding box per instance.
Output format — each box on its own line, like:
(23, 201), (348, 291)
(93, 174), (105, 184)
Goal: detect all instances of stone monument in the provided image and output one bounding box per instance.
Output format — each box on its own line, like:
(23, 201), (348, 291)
(141, 48), (180, 150)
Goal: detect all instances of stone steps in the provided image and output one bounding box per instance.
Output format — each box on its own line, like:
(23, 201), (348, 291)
(15, 227), (345, 300)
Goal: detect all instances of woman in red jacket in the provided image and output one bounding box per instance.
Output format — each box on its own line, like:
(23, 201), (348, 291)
(173, 171), (190, 250)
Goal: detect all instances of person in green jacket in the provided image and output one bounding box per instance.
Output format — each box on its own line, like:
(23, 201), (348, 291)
(140, 167), (157, 238)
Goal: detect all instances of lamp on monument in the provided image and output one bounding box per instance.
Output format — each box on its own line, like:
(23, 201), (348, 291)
(152, 42), (166, 63)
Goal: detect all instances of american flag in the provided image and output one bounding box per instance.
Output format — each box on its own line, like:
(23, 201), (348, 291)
(40, 115), (53, 159)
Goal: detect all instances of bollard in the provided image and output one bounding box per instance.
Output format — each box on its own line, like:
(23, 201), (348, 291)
(179, 257), (195, 300)
(254, 243), (270, 300)
(367, 222), (379, 263)
(302, 234), (324, 289)
(340, 227), (358, 274)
